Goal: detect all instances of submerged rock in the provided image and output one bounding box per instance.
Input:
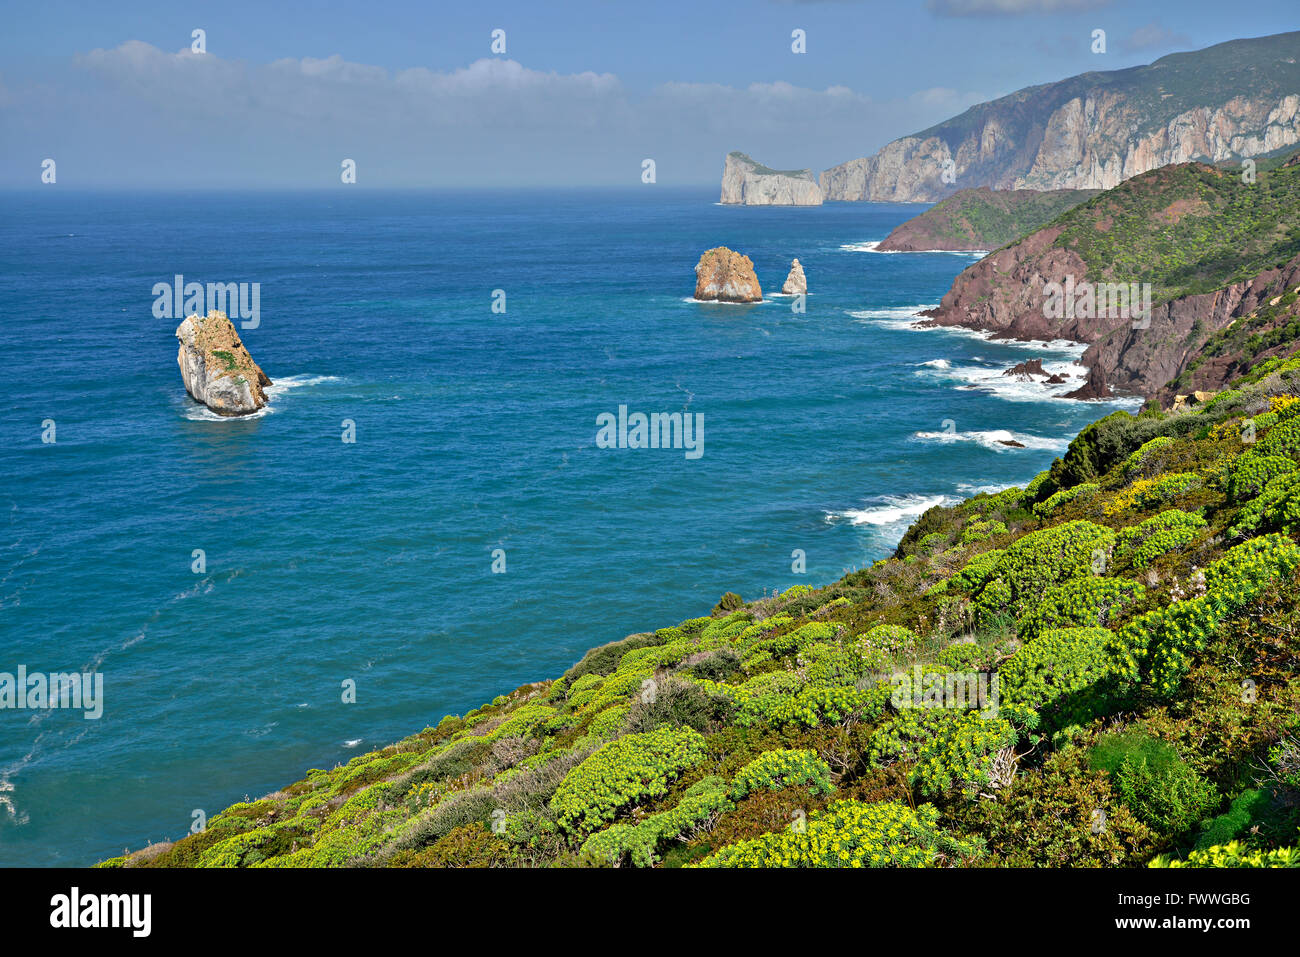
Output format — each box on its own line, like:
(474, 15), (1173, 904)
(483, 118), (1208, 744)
(782, 258), (807, 295)
(175, 310), (271, 416)
(694, 247), (763, 303)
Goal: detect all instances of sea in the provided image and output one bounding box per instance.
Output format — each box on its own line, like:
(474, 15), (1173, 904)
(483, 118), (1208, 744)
(0, 187), (1137, 865)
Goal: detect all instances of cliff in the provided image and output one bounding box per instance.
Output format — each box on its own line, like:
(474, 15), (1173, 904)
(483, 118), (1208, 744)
(876, 187), (1099, 252)
(176, 310), (271, 416)
(694, 247), (763, 302)
(921, 155), (1300, 401)
(720, 152), (823, 206)
(821, 31), (1300, 203)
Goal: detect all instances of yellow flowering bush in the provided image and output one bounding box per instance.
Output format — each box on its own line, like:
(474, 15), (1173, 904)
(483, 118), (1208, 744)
(1150, 840), (1300, 868)
(696, 800), (977, 868)
(868, 708), (1016, 797)
(729, 749), (835, 799)
(1104, 473), (1201, 516)
(551, 727), (707, 834)
(1018, 576), (1145, 641)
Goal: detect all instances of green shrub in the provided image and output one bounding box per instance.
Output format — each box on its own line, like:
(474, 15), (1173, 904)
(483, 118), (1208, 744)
(580, 777), (732, 867)
(1231, 471), (1300, 536)
(550, 727), (708, 834)
(999, 627), (1119, 731)
(1226, 452), (1295, 501)
(1033, 483), (1100, 518)
(974, 521), (1116, 620)
(729, 749), (835, 800)
(961, 519), (1008, 544)
(1113, 534), (1300, 692)
(696, 800), (976, 868)
(1018, 576), (1146, 641)
(1114, 509), (1207, 569)
(1114, 755), (1220, 834)
(1150, 841), (1300, 868)
(868, 708), (1016, 797)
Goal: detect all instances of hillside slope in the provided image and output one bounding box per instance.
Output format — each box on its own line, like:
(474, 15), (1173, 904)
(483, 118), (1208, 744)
(922, 155), (1300, 400)
(101, 363), (1300, 869)
(821, 31), (1300, 203)
(876, 187), (1099, 252)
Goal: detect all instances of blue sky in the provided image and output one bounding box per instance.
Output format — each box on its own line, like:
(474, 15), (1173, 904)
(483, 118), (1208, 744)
(2, 0), (1297, 187)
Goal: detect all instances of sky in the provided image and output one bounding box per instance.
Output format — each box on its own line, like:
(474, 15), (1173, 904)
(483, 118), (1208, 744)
(2, 0), (1297, 188)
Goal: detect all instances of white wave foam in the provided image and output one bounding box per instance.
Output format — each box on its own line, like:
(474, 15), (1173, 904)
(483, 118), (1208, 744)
(912, 356), (1130, 404)
(840, 240), (986, 257)
(266, 374), (340, 394)
(183, 403), (272, 422)
(956, 481), (1021, 496)
(181, 373), (339, 421)
(851, 309), (1089, 355)
(913, 428), (1069, 452)
(826, 493), (954, 527)
(343, 738), (364, 749)
(683, 297), (768, 305)
(918, 358), (951, 369)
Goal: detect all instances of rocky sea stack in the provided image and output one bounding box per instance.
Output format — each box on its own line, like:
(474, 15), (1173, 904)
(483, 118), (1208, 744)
(175, 310), (272, 416)
(694, 247), (762, 302)
(781, 258), (807, 295)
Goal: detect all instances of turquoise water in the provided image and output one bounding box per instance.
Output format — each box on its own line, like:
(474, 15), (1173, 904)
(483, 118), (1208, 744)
(0, 188), (1134, 865)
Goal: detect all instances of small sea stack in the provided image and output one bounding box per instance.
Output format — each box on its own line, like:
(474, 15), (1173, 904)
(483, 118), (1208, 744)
(694, 247), (762, 302)
(781, 258), (807, 295)
(175, 310), (272, 416)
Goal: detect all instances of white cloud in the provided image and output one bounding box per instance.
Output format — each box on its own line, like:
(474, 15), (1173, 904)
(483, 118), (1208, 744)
(1, 41), (985, 187)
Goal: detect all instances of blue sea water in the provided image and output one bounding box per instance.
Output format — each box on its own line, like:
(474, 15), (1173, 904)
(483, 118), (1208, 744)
(0, 188), (1136, 866)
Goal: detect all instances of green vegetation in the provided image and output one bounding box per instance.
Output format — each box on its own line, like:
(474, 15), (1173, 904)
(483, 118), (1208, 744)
(101, 355), (1300, 870)
(1053, 160), (1300, 304)
(880, 186), (1099, 251)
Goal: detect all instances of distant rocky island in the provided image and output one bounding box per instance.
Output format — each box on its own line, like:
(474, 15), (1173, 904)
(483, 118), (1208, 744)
(876, 187), (1099, 252)
(176, 310), (271, 415)
(722, 31), (1300, 205)
(719, 152), (822, 206)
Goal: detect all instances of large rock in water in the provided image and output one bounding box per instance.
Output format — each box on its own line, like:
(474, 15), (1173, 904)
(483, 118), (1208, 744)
(781, 259), (807, 295)
(175, 310), (271, 416)
(694, 247), (763, 302)
(720, 152), (822, 206)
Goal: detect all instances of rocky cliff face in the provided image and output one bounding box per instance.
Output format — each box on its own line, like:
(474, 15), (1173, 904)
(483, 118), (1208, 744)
(821, 32), (1300, 203)
(176, 310), (271, 416)
(720, 152), (823, 206)
(781, 259), (807, 295)
(920, 151), (1300, 404)
(922, 228), (1300, 405)
(694, 247), (763, 302)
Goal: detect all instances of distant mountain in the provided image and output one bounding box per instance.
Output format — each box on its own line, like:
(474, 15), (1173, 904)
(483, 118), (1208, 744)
(719, 152), (822, 206)
(876, 186), (1099, 251)
(821, 31), (1300, 203)
(922, 152), (1300, 402)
